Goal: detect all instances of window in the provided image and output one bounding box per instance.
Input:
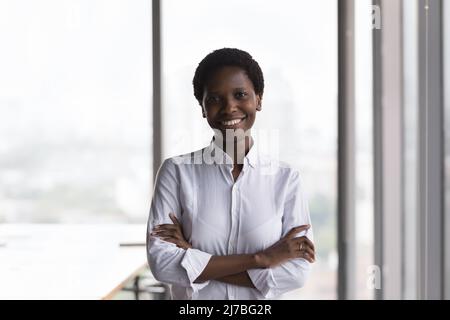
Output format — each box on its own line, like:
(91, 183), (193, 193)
(402, 0), (419, 299)
(162, 0), (337, 299)
(0, 0), (152, 223)
(354, 0), (375, 299)
(444, 0), (450, 299)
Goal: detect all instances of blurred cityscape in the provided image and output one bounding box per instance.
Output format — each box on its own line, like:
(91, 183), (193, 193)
(0, 0), (378, 299)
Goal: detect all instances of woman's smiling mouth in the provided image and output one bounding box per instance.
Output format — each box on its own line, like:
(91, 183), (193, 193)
(219, 116), (247, 127)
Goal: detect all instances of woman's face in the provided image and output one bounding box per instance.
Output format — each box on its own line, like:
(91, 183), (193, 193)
(201, 66), (261, 136)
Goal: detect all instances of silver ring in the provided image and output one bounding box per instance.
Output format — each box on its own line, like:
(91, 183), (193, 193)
(299, 242), (303, 251)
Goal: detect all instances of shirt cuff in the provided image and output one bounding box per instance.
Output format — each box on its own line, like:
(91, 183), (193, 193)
(180, 248), (212, 293)
(247, 268), (278, 299)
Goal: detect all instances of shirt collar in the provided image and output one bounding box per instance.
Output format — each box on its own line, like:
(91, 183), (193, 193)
(245, 138), (258, 168)
(207, 136), (259, 168)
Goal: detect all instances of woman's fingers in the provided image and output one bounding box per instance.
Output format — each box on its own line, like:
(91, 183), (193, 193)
(151, 214), (190, 250)
(159, 235), (191, 249)
(301, 251), (315, 263)
(152, 228), (178, 237)
(303, 247), (315, 261)
(295, 245), (315, 262)
(303, 237), (315, 251)
(152, 212), (180, 231)
(284, 225), (310, 239)
(154, 224), (178, 231)
(169, 213), (180, 225)
(152, 230), (181, 239)
(153, 226), (182, 236)
(294, 236), (315, 251)
(292, 236), (316, 262)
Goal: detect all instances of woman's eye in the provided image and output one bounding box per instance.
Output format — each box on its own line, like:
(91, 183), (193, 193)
(206, 96), (219, 103)
(235, 91), (247, 99)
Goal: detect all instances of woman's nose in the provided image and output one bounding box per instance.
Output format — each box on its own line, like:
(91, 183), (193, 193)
(222, 98), (239, 113)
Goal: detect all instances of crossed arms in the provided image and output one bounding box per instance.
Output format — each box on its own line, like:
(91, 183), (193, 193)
(150, 213), (315, 288)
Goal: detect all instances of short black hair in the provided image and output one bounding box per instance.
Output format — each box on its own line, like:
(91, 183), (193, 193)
(192, 48), (264, 105)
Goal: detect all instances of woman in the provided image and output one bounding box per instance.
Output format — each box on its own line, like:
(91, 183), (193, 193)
(146, 48), (315, 300)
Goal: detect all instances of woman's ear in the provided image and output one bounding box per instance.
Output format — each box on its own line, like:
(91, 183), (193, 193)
(201, 105), (206, 118)
(256, 95), (262, 111)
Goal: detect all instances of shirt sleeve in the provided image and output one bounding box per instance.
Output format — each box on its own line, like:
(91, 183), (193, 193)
(247, 170), (314, 299)
(146, 159), (212, 297)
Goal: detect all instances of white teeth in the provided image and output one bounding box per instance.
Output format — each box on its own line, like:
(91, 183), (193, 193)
(221, 118), (244, 126)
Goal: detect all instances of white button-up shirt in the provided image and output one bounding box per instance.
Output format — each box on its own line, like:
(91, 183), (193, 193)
(146, 138), (313, 300)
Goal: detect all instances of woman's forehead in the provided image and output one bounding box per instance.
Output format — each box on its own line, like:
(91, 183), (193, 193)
(205, 66), (253, 91)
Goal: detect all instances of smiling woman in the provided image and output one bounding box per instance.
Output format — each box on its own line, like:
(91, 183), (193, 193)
(193, 48), (263, 134)
(202, 66), (259, 130)
(146, 48), (315, 300)
(161, 0), (337, 300)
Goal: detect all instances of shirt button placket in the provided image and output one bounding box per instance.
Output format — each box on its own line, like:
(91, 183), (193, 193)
(229, 184), (239, 300)
(230, 184), (240, 253)
(227, 183), (237, 300)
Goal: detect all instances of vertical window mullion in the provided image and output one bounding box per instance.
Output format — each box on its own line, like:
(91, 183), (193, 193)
(338, 0), (356, 300)
(418, 0), (444, 300)
(402, 0), (420, 300)
(152, 0), (162, 181)
(444, 0), (450, 300)
(373, 0), (404, 299)
(372, 0), (384, 301)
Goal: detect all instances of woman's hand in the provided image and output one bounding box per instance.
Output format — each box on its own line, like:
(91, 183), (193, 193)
(255, 225), (315, 268)
(151, 213), (192, 250)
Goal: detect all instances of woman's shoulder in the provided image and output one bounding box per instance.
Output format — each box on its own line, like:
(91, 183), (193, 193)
(158, 146), (209, 172)
(256, 152), (300, 174)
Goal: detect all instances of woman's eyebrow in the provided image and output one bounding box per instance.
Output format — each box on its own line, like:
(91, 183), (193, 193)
(233, 87), (248, 91)
(206, 87), (249, 94)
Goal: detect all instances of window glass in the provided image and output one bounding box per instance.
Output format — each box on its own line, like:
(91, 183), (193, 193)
(162, 0), (337, 299)
(0, 0), (152, 223)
